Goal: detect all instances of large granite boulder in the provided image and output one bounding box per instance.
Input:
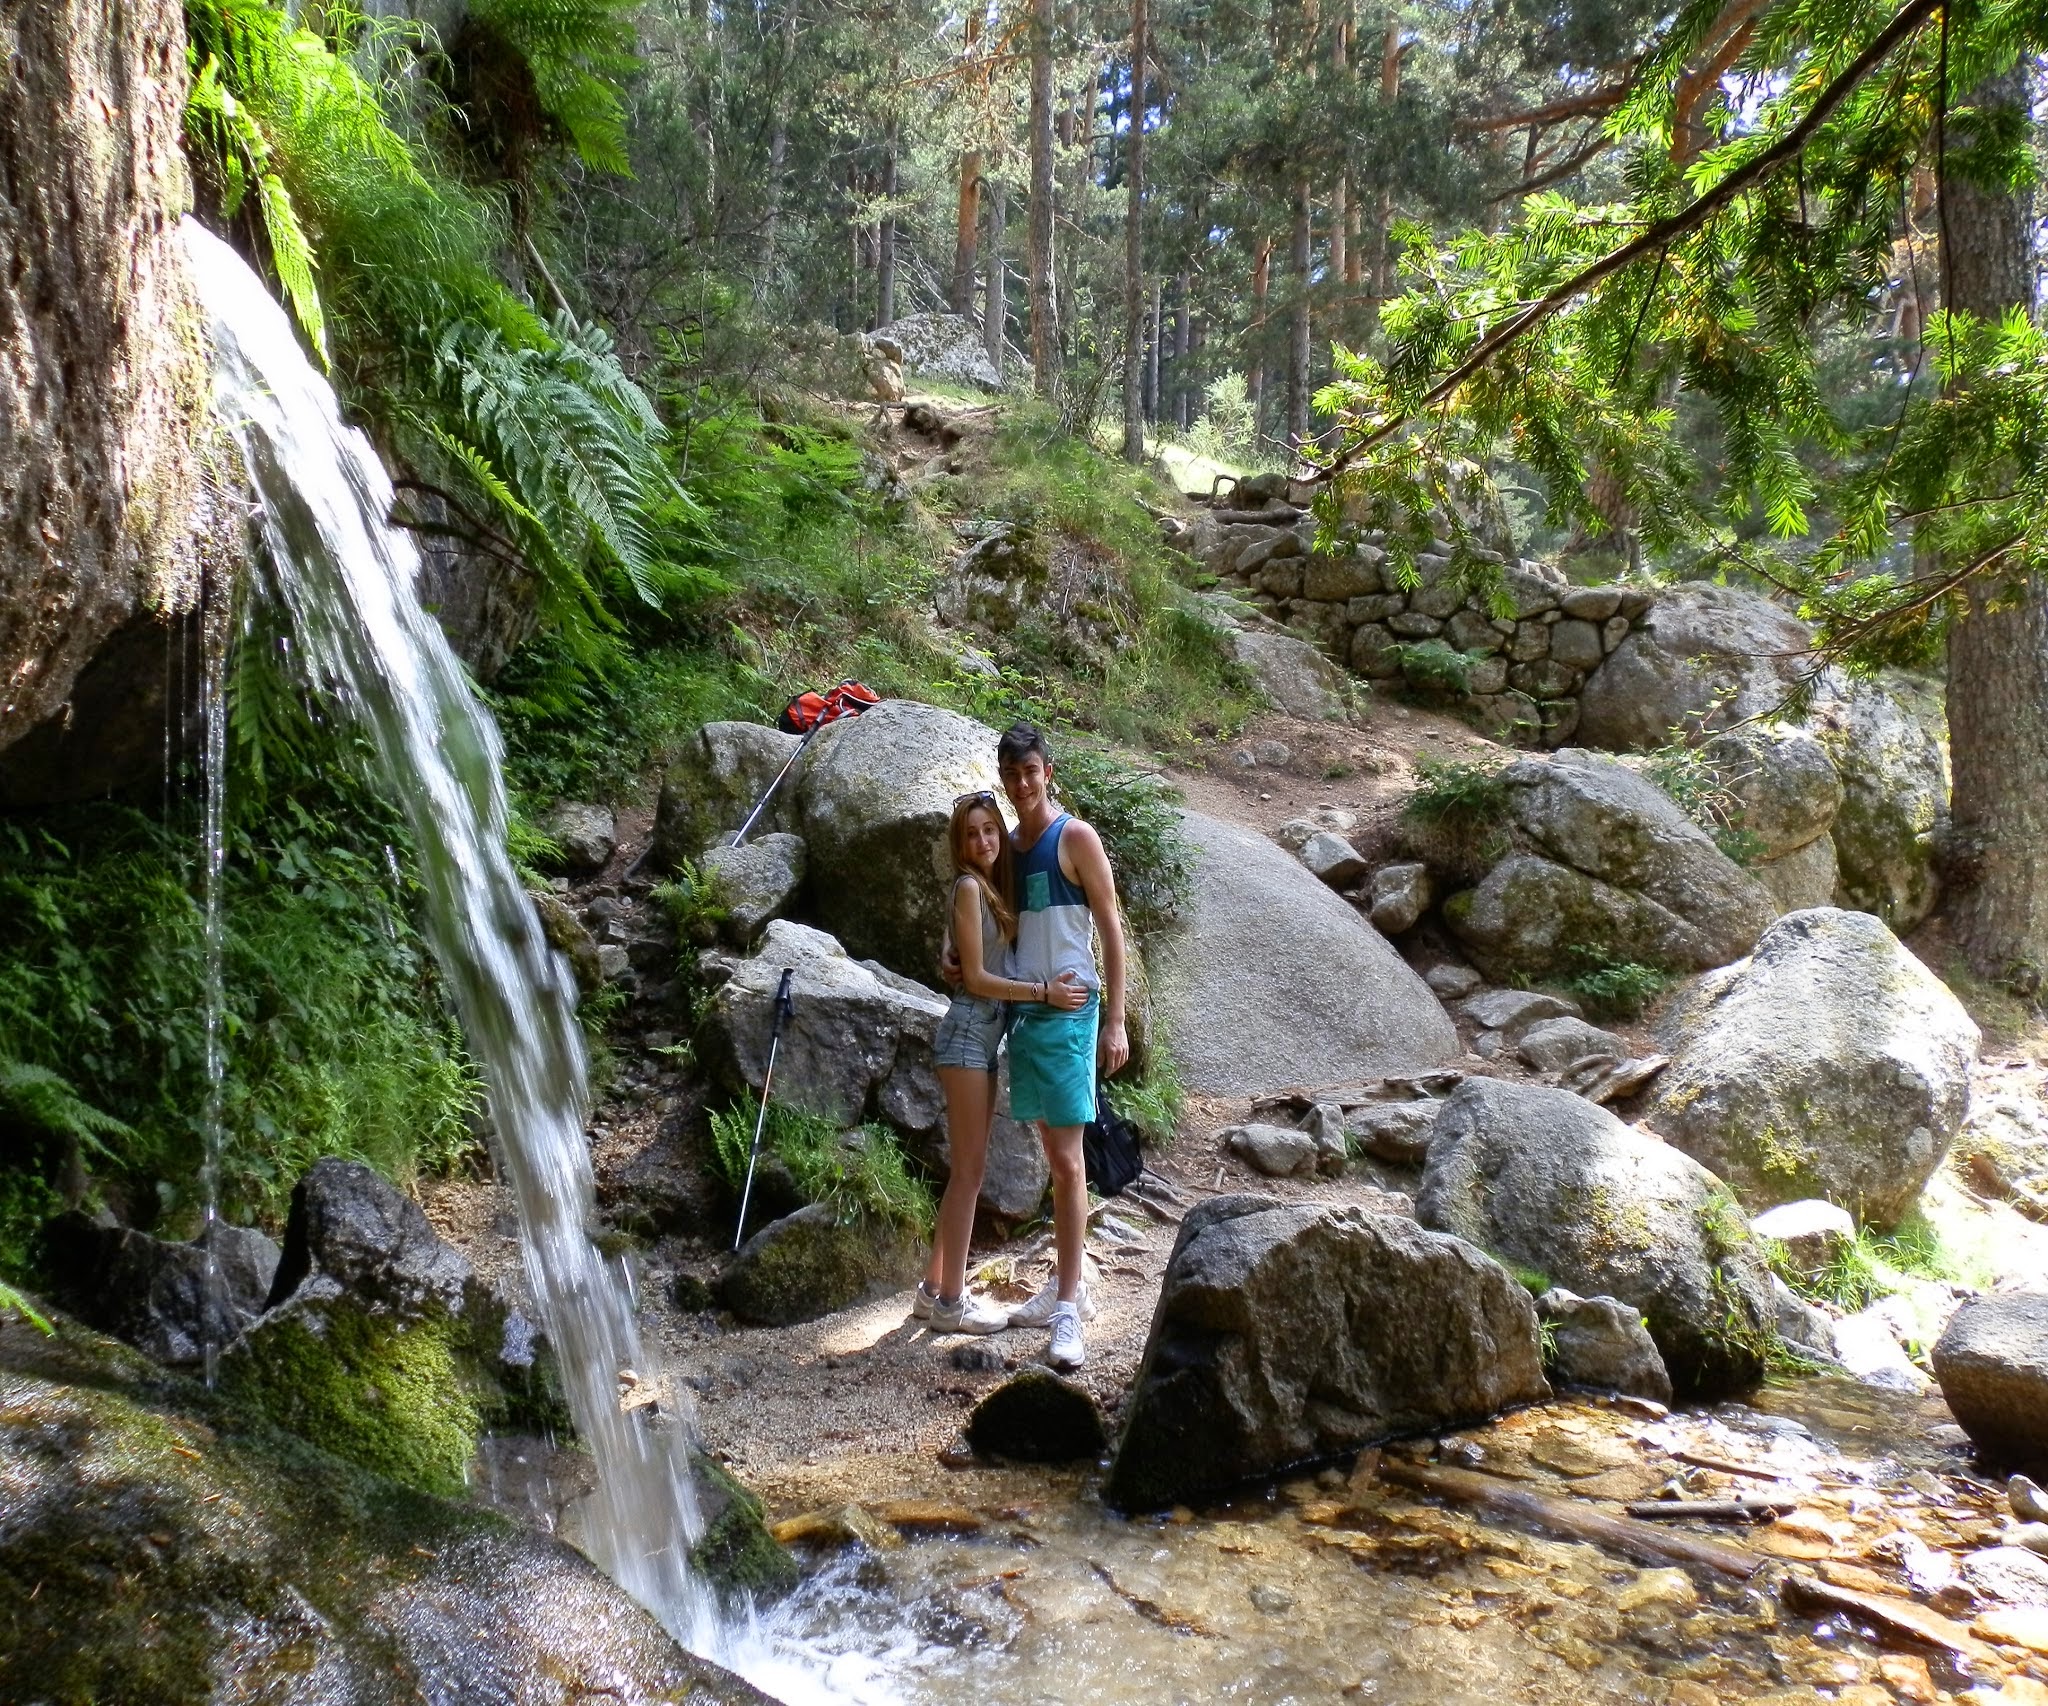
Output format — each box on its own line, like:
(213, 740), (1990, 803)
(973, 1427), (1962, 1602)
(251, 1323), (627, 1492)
(1931, 1292), (2048, 1473)
(1802, 669), (1949, 930)
(1577, 582), (1813, 751)
(1648, 909), (1979, 1227)
(1754, 833), (1841, 916)
(884, 311), (1003, 390)
(1226, 628), (1350, 721)
(652, 720), (803, 869)
(793, 699), (1007, 979)
(220, 1161), (559, 1498)
(41, 1213), (279, 1368)
(539, 800), (617, 874)
(719, 1203), (922, 1328)
(1148, 812), (1460, 1095)
(1700, 725), (1843, 860)
(1417, 1078), (1778, 1396)
(702, 921), (1045, 1219)
(0, 1310), (773, 1705)
(700, 832), (807, 942)
(1105, 1196), (1548, 1510)
(1443, 750), (1774, 980)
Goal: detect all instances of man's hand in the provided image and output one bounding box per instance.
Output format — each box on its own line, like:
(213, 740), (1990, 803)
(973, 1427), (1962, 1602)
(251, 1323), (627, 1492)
(1099, 1018), (1130, 1078)
(937, 939), (963, 990)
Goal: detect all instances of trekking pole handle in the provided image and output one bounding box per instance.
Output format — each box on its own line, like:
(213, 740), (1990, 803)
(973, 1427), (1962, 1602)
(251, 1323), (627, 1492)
(773, 966), (795, 1026)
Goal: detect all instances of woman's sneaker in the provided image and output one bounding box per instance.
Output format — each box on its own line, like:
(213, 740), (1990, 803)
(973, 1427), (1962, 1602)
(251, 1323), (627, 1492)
(929, 1291), (1009, 1335)
(1046, 1302), (1086, 1370)
(1008, 1277), (1095, 1329)
(910, 1280), (941, 1321)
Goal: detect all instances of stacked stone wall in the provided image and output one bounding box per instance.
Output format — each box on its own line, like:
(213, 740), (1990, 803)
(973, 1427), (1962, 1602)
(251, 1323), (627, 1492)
(1183, 496), (1653, 746)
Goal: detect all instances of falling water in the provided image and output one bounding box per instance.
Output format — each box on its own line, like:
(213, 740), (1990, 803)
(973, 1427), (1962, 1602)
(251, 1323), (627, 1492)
(198, 585), (230, 1387)
(180, 219), (717, 1648)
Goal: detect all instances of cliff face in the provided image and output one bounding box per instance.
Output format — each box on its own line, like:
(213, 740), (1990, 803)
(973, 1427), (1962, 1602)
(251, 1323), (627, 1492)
(0, 0), (209, 760)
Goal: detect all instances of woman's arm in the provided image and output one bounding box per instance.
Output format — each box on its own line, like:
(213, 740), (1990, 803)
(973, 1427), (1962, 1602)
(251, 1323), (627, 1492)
(954, 879), (1040, 1003)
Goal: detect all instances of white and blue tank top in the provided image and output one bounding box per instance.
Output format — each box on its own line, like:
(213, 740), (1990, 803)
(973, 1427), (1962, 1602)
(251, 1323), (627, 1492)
(1011, 813), (1098, 994)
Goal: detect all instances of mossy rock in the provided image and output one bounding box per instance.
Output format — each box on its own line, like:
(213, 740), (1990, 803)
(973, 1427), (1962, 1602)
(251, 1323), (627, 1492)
(718, 1203), (921, 1327)
(0, 1304), (773, 1705)
(690, 1455), (800, 1602)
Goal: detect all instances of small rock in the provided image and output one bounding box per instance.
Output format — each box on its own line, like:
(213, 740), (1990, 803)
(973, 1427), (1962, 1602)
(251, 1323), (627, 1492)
(1962, 1545), (2048, 1606)
(770, 1505), (903, 1551)
(1749, 1200), (1855, 1278)
(532, 891), (604, 995)
(1456, 988), (1582, 1038)
(1367, 863), (1432, 934)
(965, 1368), (1108, 1463)
(1249, 1583), (1294, 1614)
(719, 1203), (921, 1328)
(1254, 740), (1293, 767)
(947, 1340), (1005, 1373)
(699, 834), (807, 942)
(1299, 832), (1369, 889)
(1537, 1288), (1673, 1403)
(596, 944), (634, 983)
(1305, 1105), (1351, 1176)
(1223, 1123), (1320, 1178)
(2007, 1523), (2048, 1557)
(1233, 748), (1260, 771)
(1344, 1101), (1441, 1166)
(1615, 1568), (1698, 1614)
(1272, 817), (1321, 851)
(1772, 1276), (1840, 1362)
(542, 800), (617, 874)
(2014, 1475), (2048, 1523)
(1516, 1017), (1625, 1074)
(1424, 964), (1482, 1000)
(1834, 1305), (1931, 1394)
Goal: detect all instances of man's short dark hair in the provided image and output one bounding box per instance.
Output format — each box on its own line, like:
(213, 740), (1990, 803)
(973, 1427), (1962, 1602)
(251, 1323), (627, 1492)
(996, 721), (1050, 768)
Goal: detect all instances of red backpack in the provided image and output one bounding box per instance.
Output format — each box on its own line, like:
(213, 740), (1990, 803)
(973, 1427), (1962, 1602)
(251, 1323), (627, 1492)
(776, 680), (880, 735)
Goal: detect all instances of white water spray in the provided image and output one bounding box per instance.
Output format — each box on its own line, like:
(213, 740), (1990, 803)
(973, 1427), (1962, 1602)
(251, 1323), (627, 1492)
(181, 219), (718, 1649)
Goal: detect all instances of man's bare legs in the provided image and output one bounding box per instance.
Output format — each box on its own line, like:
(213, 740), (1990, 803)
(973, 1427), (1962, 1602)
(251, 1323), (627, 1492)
(926, 1066), (994, 1299)
(1041, 1122), (1086, 1302)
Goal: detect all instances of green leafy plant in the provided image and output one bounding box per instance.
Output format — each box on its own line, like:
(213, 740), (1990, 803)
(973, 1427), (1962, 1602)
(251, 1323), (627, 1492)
(1404, 755), (1510, 829)
(1642, 739), (1765, 867)
(0, 1282), (51, 1334)
(708, 1096), (933, 1236)
(1559, 947), (1672, 1021)
(1105, 1046), (1184, 1148)
(652, 864), (731, 951)
(1781, 1214), (1961, 1315)
(1051, 748), (1193, 937)
(1390, 639), (1477, 698)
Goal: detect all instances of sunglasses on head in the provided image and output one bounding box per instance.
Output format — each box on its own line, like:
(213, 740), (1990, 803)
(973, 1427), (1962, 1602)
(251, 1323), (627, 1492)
(954, 789), (999, 811)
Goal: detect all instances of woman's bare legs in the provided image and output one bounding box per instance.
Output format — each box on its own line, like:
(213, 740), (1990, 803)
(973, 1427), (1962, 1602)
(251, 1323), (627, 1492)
(926, 1065), (995, 1298)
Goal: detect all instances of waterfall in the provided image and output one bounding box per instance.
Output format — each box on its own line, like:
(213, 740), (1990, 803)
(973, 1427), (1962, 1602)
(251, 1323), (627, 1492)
(180, 219), (717, 1649)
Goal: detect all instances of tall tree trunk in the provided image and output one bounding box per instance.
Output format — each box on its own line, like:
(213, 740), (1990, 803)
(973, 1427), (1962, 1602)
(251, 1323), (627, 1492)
(1248, 234), (1271, 440)
(876, 124), (899, 327)
(1146, 277), (1162, 421)
(1328, 4), (1350, 317)
(1364, 17), (1400, 337)
(1174, 270), (1192, 428)
(1027, 0), (1059, 394)
(1121, 0), (1149, 460)
(1287, 179), (1312, 446)
(1943, 65), (2047, 994)
(984, 177), (1008, 373)
(951, 7), (985, 313)
(762, 1), (797, 271)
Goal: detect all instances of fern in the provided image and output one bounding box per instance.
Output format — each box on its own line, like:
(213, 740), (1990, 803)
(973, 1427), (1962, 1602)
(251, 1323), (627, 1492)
(0, 1060), (135, 1163)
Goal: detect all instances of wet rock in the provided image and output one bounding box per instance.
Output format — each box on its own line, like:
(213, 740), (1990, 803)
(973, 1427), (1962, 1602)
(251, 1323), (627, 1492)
(1932, 1291), (2048, 1471)
(770, 1503), (904, 1551)
(1802, 668), (1949, 931)
(223, 1161), (562, 1498)
(1771, 1277), (1840, 1363)
(41, 1212), (279, 1368)
(1343, 1101), (1441, 1166)
(1106, 1196), (1549, 1509)
(1649, 909), (1979, 1227)
(1834, 1304), (1932, 1393)
(966, 1367), (1108, 1463)
(1368, 862), (1433, 934)
(1417, 1077), (1778, 1396)
(0, 1309), (773, 1706)
(699, 832), (807, 942)
(1537, 1288), (1673, 1403)
(1577, 583), (1813, 751)
(1750, 1200), (1855, 1278)
(653, 719), (803, 867)
(720, 1203), (922, 1328)
(532, 890), (604, 995)
(1299, 831), (1369, 888)
(1424, 963), (1482, 1000)
(1961, 1545), (2048, 1605)
(541, 800), (617, 873)
(1224, 1123), (1320, 1178)
(1457, 988), (1581, 1037)
(2015, 1475), (2048, 1523)
(795, 700), (1010, 979)
(1147, 812), (1460, 1096)
(1226, 628), (1350, 721)
(1516, 1016), (1625, 1073)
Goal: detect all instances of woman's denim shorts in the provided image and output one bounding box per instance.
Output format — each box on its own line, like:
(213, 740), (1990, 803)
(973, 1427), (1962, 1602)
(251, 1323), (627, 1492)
(933, 994), (1005, 1072)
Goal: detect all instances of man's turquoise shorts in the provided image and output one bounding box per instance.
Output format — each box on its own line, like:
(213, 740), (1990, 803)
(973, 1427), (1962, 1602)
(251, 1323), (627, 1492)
(1008, 997), (1099, 1128)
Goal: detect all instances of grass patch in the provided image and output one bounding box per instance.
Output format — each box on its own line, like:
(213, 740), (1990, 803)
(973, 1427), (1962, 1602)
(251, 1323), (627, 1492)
(1105, 1045), (1185, 1148)
(709, 1095), (934, 1237)
(1558, 946), (1673, 1021)
(1401, 754), (1513, 885)
(1777, 1211), (1963, 1313)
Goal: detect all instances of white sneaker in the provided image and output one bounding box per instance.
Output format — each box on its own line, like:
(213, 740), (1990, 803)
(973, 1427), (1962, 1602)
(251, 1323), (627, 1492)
(910, 1280), (940, 1321)
(1009, 1277), (1096, 1329)
(929, 1291), (1009, 1335)
(1047, 1302), (1086, 1370)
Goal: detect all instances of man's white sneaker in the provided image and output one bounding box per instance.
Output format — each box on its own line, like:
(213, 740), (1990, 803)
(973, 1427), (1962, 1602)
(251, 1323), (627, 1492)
(929, 1291), (1009, 1335)
(910, 1280), (940, 1321)
(1047, 1302), (1086, 1370)
(1008, 1277), (1095, 1329)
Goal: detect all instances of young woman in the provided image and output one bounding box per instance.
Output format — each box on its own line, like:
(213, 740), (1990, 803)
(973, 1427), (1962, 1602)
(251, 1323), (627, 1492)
(913, 789), (1086, 1334)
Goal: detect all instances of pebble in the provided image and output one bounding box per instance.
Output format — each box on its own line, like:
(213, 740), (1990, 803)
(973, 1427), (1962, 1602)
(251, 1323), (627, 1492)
(2014, 1474), (2048, 1523)
(1249, 1583), (1294, 1614)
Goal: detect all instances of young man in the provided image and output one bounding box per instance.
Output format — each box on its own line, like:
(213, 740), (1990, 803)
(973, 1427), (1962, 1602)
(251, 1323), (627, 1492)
(993, 722), (1128, 1371)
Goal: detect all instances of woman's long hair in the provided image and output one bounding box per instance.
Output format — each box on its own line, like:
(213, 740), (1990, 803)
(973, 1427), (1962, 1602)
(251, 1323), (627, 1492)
(948, 796), (1018, 943)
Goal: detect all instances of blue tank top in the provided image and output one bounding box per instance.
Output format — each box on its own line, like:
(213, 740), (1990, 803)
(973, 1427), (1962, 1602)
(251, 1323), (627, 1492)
(1011, 814), (1098, 992)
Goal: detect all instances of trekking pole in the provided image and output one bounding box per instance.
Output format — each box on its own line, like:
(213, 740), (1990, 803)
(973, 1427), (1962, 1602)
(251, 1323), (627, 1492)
(734, 968), (797, 1250)
(731, 725), (819, 848)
